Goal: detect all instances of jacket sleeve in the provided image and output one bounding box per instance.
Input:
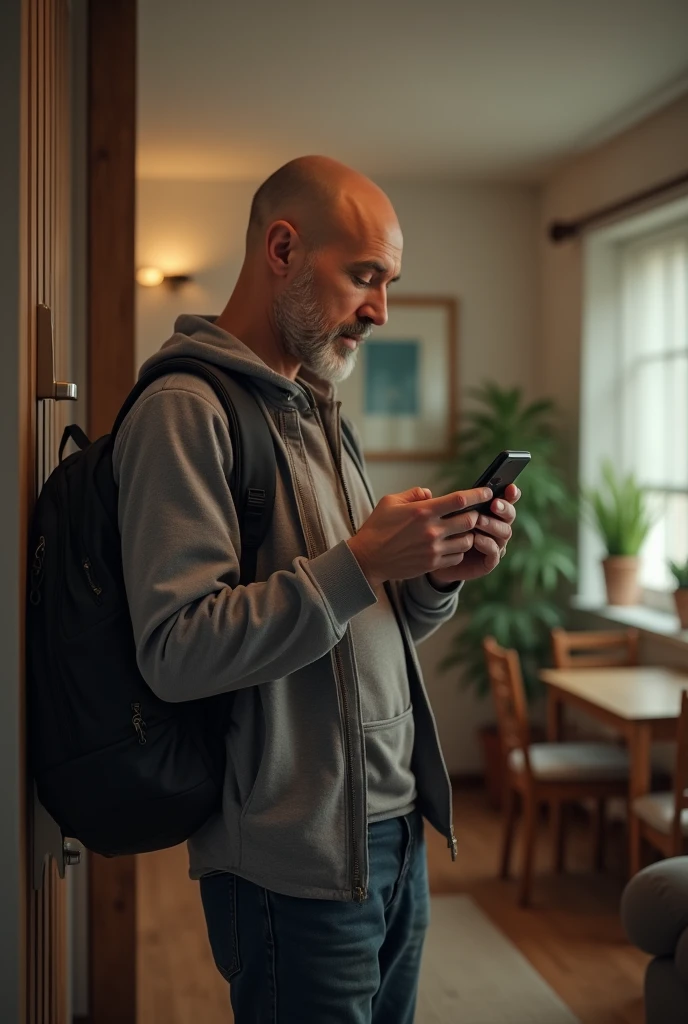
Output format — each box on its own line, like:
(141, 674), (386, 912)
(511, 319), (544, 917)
(398, 574), (462, 645)
(113, 386), (377, 702)
(342, 414), (462, 646)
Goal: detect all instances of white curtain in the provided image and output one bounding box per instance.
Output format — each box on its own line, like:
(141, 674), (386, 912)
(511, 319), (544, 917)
(620, 225), (688, 591)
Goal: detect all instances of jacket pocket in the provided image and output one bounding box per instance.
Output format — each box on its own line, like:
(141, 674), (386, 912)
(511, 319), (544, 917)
(363, 705), (416, 819)
(199, 872), (241, 982)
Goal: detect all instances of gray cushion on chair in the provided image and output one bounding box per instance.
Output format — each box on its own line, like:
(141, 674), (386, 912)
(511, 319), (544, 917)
(621, 857), (688, 959)
(632, 792), (688, 836)
(508, 742), (629, 781)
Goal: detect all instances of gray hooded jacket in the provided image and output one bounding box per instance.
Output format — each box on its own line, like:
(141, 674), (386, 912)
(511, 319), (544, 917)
(113, 315), (459, 902)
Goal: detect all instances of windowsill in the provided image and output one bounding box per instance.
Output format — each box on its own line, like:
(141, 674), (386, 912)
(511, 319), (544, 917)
(571, 595), (688, 648)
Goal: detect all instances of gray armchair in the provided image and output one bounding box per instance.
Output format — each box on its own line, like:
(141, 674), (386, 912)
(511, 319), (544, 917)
(621, 857), (688, 1024)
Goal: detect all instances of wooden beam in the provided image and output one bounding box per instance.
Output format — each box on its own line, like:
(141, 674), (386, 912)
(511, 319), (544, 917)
(87, 0), (136, 439)
(86, 2), (137, 1022)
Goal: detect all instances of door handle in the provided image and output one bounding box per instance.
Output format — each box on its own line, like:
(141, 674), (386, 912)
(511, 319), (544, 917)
(32, 783), (81, 889)
(36, 303), (77, 401)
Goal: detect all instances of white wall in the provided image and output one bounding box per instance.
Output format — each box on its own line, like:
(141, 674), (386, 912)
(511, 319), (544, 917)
(136, 176), (539, 773)
(539, 92), (688, 442)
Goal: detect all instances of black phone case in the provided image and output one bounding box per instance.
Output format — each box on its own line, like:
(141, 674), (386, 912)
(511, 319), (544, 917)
(468, 451), (530, 514)
(443, 450), (530, 519)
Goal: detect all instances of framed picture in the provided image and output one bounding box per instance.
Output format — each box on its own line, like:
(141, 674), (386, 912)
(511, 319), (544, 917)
(337, 296), (458, 460)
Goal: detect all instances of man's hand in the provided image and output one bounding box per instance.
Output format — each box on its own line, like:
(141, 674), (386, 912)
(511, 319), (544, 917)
(347, 485), (488, 589)
(427, 483), (521, 588)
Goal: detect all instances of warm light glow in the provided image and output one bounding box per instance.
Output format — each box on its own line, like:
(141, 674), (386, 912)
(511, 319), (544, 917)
(136, 266), (165, 287)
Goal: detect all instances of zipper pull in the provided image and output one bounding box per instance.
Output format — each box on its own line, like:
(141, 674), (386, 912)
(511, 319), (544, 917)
(82, 557), (103, 598)
(131, 702), (147, 745)
(448, 827), (458, 862)
(29, 536), (46, 606)
(353, 886), (368, 903)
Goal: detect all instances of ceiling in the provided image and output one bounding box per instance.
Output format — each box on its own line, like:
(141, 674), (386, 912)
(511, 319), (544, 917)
(137, 0), (688, 183)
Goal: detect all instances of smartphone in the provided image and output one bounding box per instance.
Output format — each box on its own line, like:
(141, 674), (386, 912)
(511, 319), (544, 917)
(442, 450), (531, 519)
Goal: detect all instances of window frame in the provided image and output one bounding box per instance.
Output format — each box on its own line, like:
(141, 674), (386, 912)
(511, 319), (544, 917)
(578, 196), (688, 611)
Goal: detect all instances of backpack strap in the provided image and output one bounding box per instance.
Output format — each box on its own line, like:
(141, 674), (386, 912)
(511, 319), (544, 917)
(58, 423), (91, 463)
(112, 357), (276, 586)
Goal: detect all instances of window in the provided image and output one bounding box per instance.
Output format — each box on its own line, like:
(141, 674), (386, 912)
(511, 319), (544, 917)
(580, 201), (688, 608)
(620, 225), (688, 595)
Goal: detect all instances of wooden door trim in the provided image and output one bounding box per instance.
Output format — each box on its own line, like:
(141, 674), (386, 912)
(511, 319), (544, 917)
(86, 1), (137, 1022)
(87, 0), (136, 441)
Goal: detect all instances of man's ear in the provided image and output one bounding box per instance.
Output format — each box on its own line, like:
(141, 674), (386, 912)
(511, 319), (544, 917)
(265, 220), (303, 279)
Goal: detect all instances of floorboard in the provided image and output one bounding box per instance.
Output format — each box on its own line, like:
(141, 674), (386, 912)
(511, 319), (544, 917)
(137, 786), (649, 1024)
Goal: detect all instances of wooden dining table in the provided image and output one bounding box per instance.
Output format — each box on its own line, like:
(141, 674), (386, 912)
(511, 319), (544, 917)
(539, 665), (688, 874)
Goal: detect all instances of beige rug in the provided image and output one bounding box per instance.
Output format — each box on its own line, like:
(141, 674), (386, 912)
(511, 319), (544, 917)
(416, 896), (580, 1024)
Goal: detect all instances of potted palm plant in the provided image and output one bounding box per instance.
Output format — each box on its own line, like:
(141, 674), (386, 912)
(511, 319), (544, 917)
(436, 383), (577, 807)
(669, 558), (688, 630)
(583, 461), (653, 606)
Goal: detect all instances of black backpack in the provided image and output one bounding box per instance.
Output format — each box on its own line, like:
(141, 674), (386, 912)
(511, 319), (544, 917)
(26, 357), (276, 857)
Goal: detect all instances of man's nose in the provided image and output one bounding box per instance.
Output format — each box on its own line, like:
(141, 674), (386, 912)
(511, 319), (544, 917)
(359, 287), (388, 328)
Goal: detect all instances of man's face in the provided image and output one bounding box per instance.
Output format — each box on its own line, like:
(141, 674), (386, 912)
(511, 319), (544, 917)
(273, 224), (403, 384)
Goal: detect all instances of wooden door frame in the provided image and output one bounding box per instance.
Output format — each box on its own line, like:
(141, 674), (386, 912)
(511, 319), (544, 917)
(0, 0), (29, 1017)
(86, 1), (138, 1022)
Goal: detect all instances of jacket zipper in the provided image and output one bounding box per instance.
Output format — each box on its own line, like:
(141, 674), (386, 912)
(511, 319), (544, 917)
(282, 403), (366, 902)
(334, 641), (366, 902)
(335, 403), (459, 865)
(329, 401), (367, 900)
(332, 403), (357, 536)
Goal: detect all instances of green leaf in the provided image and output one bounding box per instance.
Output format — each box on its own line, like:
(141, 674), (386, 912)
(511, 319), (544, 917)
(582, 459), (655, 556)
(436, 380), (578, 706)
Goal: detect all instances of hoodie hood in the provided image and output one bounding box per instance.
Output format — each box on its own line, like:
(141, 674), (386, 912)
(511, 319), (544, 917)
(139, 314), (338, 414)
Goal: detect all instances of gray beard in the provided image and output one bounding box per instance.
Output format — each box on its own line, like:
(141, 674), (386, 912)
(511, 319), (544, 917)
(273, 262), (368, 384)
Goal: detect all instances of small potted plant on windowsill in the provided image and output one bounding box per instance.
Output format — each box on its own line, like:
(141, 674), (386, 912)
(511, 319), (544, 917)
(583, 461), (653, 606)
(669, 558), (688, 630)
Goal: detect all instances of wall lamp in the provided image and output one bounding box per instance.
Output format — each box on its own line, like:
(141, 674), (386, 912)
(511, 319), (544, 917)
(136, 267), (193, 290)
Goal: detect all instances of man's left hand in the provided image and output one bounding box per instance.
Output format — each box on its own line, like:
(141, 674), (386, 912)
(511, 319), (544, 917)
(427, 483), (521, 589)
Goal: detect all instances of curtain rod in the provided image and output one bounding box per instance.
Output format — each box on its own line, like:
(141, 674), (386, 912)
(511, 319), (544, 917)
(548, 169), (688, 243)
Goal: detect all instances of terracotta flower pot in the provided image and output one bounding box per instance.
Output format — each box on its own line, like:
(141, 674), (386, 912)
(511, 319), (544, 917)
(602, 555), (640, 606)
(674, 588), (688, 630)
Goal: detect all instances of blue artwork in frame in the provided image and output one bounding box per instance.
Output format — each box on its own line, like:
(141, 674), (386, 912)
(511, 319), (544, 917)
(364, 340), (420, 416)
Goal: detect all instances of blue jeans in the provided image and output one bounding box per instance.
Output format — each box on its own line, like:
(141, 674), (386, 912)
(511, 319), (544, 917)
(199, 809), (430, 1023)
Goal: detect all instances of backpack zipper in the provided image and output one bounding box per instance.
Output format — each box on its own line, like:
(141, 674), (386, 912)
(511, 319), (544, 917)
(82, 557), (103, 601)
(131, 702), (147, 744)
(29, 536), (46, 606)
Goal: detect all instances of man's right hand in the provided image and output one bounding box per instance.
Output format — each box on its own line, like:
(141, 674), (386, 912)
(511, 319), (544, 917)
(346, 486), (492, 588)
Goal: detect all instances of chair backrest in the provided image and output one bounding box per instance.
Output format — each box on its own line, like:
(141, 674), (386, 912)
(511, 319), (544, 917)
(551, 627), (639, 669)
(671, 689), (688, 853)
(483, 637), (531, 774)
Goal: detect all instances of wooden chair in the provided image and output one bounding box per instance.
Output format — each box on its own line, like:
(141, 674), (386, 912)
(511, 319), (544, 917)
(630, 689), (688, 870)
(551, 627), (639, 669)
(483, 636), (630, 907)
(550, 628), (639, 744)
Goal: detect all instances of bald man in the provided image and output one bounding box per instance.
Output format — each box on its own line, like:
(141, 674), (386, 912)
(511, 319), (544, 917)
(115, 156), (519, 1023)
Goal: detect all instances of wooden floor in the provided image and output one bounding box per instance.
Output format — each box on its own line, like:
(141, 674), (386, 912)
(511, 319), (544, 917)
(137, 786), (649, 1024)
